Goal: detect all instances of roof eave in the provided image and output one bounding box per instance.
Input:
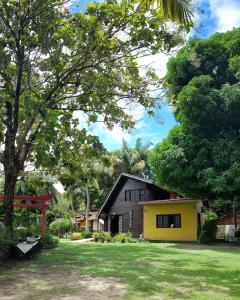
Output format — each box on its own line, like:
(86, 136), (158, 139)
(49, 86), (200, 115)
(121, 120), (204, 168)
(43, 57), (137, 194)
(138, 199), (202, 205)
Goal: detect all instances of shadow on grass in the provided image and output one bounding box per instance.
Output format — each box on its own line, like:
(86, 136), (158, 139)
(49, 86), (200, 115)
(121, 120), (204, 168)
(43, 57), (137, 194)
(1, 242), (240, 299)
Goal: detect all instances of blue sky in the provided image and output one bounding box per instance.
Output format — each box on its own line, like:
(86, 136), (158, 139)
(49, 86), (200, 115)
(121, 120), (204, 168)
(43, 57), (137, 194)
(70, 0), (240, 151)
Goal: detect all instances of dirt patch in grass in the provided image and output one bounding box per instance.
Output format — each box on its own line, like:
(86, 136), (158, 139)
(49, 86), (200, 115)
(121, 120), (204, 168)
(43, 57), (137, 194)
(0, 263), (127, 300)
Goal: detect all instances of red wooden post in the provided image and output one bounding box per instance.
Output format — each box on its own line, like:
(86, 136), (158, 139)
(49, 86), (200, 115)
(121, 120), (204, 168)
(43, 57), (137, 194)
(42, 207), (47, 239)
(0, 194), (53, 239)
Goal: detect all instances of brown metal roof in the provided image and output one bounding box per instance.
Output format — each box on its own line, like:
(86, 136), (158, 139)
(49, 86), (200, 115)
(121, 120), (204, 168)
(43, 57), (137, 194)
(75, 210), (99, 222)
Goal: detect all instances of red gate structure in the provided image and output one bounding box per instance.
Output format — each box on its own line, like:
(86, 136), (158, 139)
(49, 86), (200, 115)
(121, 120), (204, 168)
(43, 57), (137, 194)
(0, 194), (54, 238)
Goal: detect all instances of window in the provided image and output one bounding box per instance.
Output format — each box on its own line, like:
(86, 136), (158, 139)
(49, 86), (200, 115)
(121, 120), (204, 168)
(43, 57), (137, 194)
(156, 214), (181, 228)
(125, 189), (145, 201)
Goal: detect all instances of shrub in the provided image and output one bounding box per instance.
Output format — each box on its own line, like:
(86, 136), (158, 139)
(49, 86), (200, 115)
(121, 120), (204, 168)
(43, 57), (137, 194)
(15, 228), (28, 242)
(235, 229), (240, 238)
(93, 231), (111, 242)
(80, 230), (92, 239)
(216, 225), (225, 240)
(42, 232), (59, 249)
(112, 232), (136, 243)
(15, 225), (42, 242)
(49, 218), (72, 237)
(0, 228), (18, 258)
(199, 210), (217, 244)
(71, 232), (81, 240)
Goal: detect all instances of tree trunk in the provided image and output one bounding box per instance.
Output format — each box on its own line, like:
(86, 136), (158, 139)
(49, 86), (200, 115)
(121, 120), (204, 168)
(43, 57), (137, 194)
(85, 184), (90, 231)
(3, 172), (17, 231)
(233, 203), (237, 232)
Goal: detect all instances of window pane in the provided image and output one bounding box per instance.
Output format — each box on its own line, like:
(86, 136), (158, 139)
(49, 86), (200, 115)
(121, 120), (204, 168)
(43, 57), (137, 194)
(140, 189), (145, 200)
(135, 190), (139, 201)
(156, 214), (181, 228)
(125, 190), (131, 201)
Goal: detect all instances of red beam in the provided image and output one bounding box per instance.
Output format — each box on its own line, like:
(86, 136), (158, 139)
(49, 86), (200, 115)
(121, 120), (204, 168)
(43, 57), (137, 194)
(13, 204), (49, 209)
(0, 194), (54, 202)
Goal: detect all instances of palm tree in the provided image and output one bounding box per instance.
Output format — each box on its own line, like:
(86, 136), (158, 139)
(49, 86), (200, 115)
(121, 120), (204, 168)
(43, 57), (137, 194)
(110, 138), (153, 179)
(141, 0), (193, 26)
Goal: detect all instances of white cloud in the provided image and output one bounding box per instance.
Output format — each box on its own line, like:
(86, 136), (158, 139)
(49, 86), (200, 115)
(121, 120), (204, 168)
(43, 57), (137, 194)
(209, 0), (240, 32)
(137, 52), (170, 78)
(92, 103), (146, 145)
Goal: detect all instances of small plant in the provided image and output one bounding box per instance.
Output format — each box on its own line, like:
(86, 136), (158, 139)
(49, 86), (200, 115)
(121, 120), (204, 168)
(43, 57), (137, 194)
(80, 230), (93, 239)
(93, 231), (111, 242)
(42, 232), (59, 249)
(112, 232), (136, 243)
(71, 232), (81, 240)
(15, 228), (28, 242)
(49, 218), (72, 237)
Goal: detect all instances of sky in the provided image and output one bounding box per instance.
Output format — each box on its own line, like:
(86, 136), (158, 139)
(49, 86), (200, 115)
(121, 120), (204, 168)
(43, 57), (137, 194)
(70, 0), (240, 151)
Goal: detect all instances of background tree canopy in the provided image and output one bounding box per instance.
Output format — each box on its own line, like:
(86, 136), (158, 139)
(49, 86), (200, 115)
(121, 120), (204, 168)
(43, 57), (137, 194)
(0, 0), (186, 229)
(149, 28), (240, 214)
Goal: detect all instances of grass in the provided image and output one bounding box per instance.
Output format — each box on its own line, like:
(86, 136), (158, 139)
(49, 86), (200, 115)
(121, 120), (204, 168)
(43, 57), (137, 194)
(0, 240), (240, 299)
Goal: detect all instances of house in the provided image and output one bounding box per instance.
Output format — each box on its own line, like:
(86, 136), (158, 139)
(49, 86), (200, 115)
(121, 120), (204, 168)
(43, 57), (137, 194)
(217, 210), (240, 239)
(98, 173), (203, 241)
(75, 210), (104, 231)
(217, 210), (240, 226)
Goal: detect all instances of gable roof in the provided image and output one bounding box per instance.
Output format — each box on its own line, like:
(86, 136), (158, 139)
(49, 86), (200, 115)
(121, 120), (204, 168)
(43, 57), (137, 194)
(97, 173), (172, 217)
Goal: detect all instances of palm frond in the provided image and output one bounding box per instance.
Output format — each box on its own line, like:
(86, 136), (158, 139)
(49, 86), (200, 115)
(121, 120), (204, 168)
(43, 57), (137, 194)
(141, 0), (193, 26)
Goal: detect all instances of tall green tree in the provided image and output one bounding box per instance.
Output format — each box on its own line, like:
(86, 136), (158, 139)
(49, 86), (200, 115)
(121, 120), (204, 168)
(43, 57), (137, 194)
(149, 29), (240, 220)
(58, 137), (107, 230)
(0, 0), (185, 229)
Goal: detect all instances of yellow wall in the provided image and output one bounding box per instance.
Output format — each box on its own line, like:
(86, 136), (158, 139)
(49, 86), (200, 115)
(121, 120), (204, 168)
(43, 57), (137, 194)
(143, 202), (198, 241)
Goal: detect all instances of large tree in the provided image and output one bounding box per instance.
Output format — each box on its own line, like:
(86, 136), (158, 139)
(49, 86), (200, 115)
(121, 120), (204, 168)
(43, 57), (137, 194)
(149, 29), (240, 215)
(0, 0), (186, 230)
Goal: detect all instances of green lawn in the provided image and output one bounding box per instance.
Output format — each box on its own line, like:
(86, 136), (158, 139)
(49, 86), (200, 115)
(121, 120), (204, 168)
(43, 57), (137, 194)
(0, 241), (240, 300)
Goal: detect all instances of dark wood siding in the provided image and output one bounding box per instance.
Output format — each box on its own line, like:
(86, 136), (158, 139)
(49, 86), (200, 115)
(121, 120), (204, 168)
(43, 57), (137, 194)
(101, 176), (172, 237)
(107, 178), (146, 236)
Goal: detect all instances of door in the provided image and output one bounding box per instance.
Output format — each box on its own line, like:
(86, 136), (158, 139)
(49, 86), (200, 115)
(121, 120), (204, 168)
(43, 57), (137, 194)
(111, 215), (119, 235)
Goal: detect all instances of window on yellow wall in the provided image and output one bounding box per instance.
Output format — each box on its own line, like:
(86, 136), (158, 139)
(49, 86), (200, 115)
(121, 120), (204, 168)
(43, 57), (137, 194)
(156, 214), (181, 228)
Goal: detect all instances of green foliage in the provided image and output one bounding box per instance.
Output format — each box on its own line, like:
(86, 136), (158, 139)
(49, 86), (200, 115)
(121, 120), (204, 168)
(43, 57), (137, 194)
(92, 230), (111, 242)
(112, 232), (136, 243)
(235, 229), (240, 238)
(216, 225), (225, 240)
(199, 210), (217, 244)
(0, 228), (17, 249)
(49, 218), (72, 237)
(42, 232), (59, 249)
(80, 230), (93, 239)
(149, 29), (240, 213)
(203, 210), (217, 222)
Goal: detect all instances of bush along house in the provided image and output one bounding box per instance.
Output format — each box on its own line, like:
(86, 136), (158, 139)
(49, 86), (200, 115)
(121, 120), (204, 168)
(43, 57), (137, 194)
(97, 173), (203, 241)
